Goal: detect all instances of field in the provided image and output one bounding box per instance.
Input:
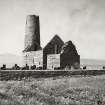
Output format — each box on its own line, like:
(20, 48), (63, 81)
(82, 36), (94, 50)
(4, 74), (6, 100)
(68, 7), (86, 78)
(0, 75), (105, 105)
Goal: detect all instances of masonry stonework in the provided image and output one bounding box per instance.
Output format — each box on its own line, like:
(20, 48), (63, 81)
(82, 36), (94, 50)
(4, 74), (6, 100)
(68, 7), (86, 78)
(23, 50), (43, 67)
(24, 15), (41, 52)
(23, 14), (80, 70)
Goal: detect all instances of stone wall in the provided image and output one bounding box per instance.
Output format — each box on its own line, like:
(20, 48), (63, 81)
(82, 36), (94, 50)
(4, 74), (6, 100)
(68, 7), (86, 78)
(43, 35), (64, 69)
(23, 50), (43, 67)
(60, 41), (80, 69)
(47, 54), (60, 69)
(33, 50), (43, 67)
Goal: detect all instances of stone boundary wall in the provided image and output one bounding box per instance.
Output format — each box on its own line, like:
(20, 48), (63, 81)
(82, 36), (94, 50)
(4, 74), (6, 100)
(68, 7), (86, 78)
(0, 70), (105, 80)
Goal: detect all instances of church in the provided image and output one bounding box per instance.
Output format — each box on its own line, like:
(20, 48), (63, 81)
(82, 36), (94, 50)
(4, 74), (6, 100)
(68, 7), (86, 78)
(23, 15), (80, 70)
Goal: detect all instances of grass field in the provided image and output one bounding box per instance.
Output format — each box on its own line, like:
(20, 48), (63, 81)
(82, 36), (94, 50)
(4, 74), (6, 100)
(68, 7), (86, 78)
(0, 75), (105, 105)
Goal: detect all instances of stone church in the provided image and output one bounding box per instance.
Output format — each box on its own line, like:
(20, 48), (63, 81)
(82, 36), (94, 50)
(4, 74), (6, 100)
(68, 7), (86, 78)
(23, 15), (80, 70)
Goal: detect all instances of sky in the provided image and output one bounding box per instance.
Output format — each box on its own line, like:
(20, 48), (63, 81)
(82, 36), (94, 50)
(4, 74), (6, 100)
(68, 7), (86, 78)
(0, 0), (105, 60)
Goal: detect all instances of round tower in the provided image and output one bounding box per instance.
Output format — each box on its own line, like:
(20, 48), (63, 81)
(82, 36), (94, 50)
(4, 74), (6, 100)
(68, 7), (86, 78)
(24, 15), (41, 51)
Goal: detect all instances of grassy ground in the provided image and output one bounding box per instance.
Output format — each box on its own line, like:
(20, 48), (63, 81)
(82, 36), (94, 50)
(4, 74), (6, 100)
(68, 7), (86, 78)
(0, 75), (105, 105)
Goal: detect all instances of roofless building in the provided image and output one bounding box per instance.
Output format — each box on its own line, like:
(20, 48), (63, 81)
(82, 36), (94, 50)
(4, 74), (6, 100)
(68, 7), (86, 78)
(23, 15), (80, 70)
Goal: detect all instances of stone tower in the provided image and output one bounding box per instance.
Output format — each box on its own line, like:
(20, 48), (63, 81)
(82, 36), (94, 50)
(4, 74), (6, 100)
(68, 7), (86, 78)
(24, 15), (41, 52)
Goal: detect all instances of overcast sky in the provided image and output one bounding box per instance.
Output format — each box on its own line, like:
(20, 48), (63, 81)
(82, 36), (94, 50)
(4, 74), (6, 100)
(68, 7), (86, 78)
(0, 0), (105, 60)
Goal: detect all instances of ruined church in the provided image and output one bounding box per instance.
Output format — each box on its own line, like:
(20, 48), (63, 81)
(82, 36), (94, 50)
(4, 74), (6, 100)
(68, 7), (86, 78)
(23, 15), (80, 70)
